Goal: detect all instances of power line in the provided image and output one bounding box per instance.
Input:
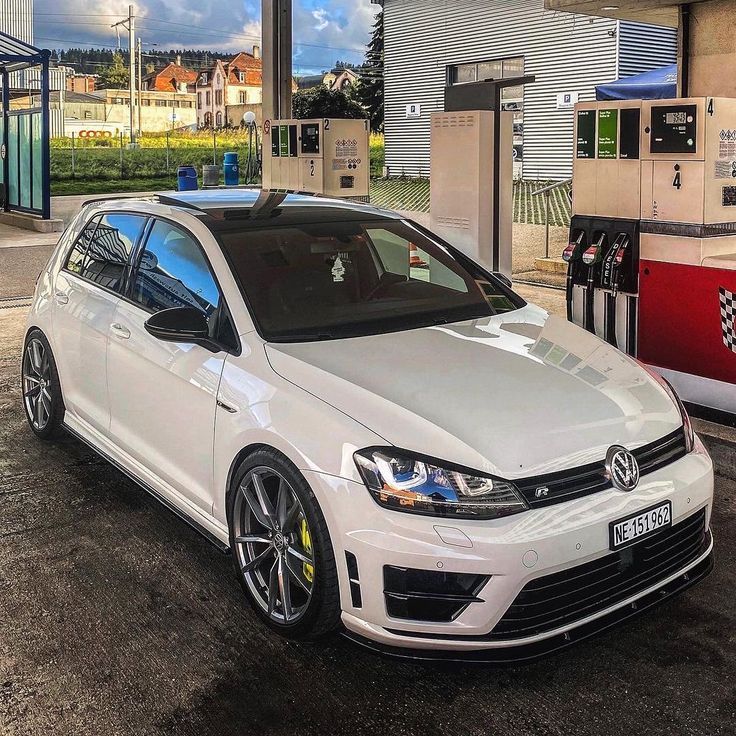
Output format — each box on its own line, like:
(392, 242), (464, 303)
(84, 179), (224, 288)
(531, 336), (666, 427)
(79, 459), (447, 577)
(33, 12), (369, 55)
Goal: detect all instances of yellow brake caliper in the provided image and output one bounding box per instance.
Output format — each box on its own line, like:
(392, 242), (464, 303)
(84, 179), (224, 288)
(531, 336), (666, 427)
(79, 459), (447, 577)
(299, 518), (314, 583)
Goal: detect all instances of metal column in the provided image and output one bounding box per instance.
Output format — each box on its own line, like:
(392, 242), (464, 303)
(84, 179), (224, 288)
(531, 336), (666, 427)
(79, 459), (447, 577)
(40, 51), (51, 220)
(261, 0), (292, 121)
(1, 68), (8, 213)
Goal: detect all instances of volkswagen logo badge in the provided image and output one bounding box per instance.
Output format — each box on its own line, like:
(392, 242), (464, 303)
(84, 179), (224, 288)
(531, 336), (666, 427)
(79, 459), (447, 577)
(606, 446), (640, 492)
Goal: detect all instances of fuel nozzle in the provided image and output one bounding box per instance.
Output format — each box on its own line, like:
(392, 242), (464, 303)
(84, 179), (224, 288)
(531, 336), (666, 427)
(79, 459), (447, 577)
(582, 232), (606, 267)
(563, 230), (585, 263)
(582, 232), (606, 334)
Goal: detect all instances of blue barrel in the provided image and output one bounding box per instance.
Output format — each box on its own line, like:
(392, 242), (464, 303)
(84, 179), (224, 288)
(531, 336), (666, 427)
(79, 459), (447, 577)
(177, 165), (198, 191)
(223, 152), (239, 186)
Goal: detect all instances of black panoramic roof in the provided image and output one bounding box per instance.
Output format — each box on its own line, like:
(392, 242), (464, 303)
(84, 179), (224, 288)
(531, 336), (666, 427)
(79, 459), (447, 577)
(156, 188), (401, 228)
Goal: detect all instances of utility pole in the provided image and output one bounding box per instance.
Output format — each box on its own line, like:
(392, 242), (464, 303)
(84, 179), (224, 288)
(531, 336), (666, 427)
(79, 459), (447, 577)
(128, 6), (136, 144)
(111, 5), (136, 144)
(137, 38), (142, 135)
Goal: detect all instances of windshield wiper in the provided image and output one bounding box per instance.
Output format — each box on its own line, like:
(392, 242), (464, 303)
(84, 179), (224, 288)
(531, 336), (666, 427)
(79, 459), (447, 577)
(274, 332), (336, 342)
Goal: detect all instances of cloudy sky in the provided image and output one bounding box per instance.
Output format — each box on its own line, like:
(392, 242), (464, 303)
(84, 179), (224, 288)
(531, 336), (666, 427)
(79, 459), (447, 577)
(34, 0), (379, 74)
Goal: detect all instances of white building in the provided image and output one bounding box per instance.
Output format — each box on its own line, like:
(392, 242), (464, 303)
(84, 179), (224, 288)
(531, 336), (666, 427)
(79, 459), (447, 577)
(380, 0), (677, 180)
(0, 0), (33, 44)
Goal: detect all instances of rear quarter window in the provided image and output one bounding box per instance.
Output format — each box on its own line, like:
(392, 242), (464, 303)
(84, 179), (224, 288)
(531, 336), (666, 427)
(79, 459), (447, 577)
(65, 216), (100, 275)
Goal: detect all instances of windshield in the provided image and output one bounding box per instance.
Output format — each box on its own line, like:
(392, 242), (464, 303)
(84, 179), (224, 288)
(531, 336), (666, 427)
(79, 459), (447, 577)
(216, 218), (523, 341)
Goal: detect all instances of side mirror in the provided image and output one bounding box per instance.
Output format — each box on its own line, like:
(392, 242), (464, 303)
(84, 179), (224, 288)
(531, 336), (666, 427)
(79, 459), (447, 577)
(144, 307), (219, 351)
(493, 272), (513, 289)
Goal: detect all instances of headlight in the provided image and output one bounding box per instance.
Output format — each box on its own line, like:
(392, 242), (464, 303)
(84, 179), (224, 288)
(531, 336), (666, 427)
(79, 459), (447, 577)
(354, 448), (528, 520)
(640, 364), (695, 453)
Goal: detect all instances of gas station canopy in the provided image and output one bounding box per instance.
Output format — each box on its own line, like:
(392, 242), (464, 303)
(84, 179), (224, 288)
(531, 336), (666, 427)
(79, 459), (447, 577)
(595, 64), (677, 101)
(544, 0), (698, 26)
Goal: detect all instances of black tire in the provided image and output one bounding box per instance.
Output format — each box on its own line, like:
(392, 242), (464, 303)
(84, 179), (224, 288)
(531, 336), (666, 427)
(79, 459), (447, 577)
(227, 447), (342, 640)
(21, 329), (65, 440)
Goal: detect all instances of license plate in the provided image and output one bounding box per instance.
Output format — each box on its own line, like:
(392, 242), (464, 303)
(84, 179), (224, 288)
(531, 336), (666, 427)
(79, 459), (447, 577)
(609, 501), (672, 551)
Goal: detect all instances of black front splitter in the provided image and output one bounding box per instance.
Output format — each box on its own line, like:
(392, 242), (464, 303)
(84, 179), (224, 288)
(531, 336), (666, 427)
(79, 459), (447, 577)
(342, 552), (714, 665)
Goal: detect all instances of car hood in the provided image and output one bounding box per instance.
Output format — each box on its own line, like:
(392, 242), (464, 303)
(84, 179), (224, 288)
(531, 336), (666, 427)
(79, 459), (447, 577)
(264, 305), (682, 479)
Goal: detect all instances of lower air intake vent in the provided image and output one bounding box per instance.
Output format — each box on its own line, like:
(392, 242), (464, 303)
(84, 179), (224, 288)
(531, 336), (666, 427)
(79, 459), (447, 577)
(345, 551), (362, 608)
(383, 566), (490, 623)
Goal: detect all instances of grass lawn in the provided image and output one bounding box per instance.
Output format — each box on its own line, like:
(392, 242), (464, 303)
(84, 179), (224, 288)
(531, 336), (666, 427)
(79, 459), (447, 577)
(51, 174), (572, 229)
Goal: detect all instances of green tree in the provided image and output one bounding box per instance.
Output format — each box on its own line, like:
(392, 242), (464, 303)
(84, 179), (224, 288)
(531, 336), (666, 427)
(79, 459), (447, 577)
(292, 86), (366, 120)
(98, 52), (130, 89)
(353, 10), (383, 132)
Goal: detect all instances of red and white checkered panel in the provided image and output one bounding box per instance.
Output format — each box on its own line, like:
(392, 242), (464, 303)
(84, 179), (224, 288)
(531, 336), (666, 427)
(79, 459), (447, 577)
(721, 287), (736, 354)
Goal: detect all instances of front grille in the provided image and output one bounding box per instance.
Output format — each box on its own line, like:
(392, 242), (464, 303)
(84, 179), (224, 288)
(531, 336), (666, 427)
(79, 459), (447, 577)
(384, 566), (490, 623)
(490, 508), (709, 640)
(515, 427), (688, 508)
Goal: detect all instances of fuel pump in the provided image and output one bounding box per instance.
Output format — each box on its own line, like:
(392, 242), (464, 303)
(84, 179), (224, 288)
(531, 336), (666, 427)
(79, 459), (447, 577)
(600, 233), (631, 347)
(581, 233), (606, 333)
(562, 229), (586, 322)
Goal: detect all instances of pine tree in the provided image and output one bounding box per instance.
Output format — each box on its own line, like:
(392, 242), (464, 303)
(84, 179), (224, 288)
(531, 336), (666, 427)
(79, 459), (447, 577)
(98, 52), (129, 89)
(354, 10), (383, 132)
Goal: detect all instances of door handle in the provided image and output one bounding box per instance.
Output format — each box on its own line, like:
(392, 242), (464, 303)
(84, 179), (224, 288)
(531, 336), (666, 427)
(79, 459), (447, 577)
(110, 323), (131, 339)
(54, 291), (69, 305)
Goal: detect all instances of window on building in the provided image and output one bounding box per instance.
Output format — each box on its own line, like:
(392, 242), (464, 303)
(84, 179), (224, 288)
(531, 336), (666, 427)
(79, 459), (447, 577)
(238, 71), (245, 84)
(84, 110), (92, 119)
(197, 91), (202, 108)
(201, 72), (208, 85)
(155, 99), (167, 107)
(216, 111), (223, 127)
(449, 56), (524, 85)
(206, 90), (211, 106)
(239, 91), (246, 104)
(215, 90), (223, 106)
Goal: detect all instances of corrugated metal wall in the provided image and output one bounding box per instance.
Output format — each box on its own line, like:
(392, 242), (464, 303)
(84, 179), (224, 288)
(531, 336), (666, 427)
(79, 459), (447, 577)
(617, 21), (677, 78)
(383, 0), (671, 181)
(0, 0), (34, 45)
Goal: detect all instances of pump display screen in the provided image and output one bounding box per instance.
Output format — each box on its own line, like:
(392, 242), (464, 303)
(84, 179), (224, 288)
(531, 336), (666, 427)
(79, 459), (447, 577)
(301, 123), (320, 154)
(619, 108), (641, 160)
(271, 126), (280, 157)
(666, 111), (688, 125)
(649, 104), (697, 154)
(576, 110), (596, 159)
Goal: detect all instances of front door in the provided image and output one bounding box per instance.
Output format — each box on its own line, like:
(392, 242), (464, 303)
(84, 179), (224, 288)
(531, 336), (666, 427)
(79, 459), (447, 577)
(106, 218), (227, 513)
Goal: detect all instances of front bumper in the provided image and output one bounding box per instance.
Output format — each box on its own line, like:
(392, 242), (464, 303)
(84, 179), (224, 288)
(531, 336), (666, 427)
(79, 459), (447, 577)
(304, 435), (714, 658)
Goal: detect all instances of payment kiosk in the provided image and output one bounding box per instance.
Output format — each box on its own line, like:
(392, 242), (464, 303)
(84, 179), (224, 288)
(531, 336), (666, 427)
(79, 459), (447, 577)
(567, 97), (736, 414)
(261, 117), (370, 199)
(430, 77), (534, 276)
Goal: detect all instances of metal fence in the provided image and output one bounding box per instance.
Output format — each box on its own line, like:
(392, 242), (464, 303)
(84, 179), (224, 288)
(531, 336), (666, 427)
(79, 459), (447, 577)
(51, 132), (260, 182)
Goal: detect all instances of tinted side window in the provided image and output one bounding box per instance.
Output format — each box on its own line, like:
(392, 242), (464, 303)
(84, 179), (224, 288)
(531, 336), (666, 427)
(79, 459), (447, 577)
(65, 216), (100, 275)
(131, 220), (220, 316)
(79, 214), (146, 293)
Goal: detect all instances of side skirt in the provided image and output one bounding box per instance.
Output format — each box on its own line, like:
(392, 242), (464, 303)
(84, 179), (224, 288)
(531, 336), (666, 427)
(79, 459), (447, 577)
(64, 422), (231, 554)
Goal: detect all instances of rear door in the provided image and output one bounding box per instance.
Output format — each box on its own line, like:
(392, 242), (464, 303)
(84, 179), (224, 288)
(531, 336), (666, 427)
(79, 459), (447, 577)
(106, 217), (232, 513)
(52, 212), (147, 434)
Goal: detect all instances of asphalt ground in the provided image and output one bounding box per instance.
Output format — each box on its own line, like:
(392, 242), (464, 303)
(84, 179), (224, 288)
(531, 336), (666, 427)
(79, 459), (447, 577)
(1, 298), (736, 736)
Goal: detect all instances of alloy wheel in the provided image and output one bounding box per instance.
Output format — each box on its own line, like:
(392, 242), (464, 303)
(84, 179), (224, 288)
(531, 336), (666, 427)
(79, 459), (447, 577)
(233, 467), (315, 624)
(22, 338), (53, 431)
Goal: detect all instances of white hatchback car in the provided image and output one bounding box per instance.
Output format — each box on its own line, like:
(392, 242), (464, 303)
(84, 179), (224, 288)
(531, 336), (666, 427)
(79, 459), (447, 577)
(23, 190), (714, 662)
